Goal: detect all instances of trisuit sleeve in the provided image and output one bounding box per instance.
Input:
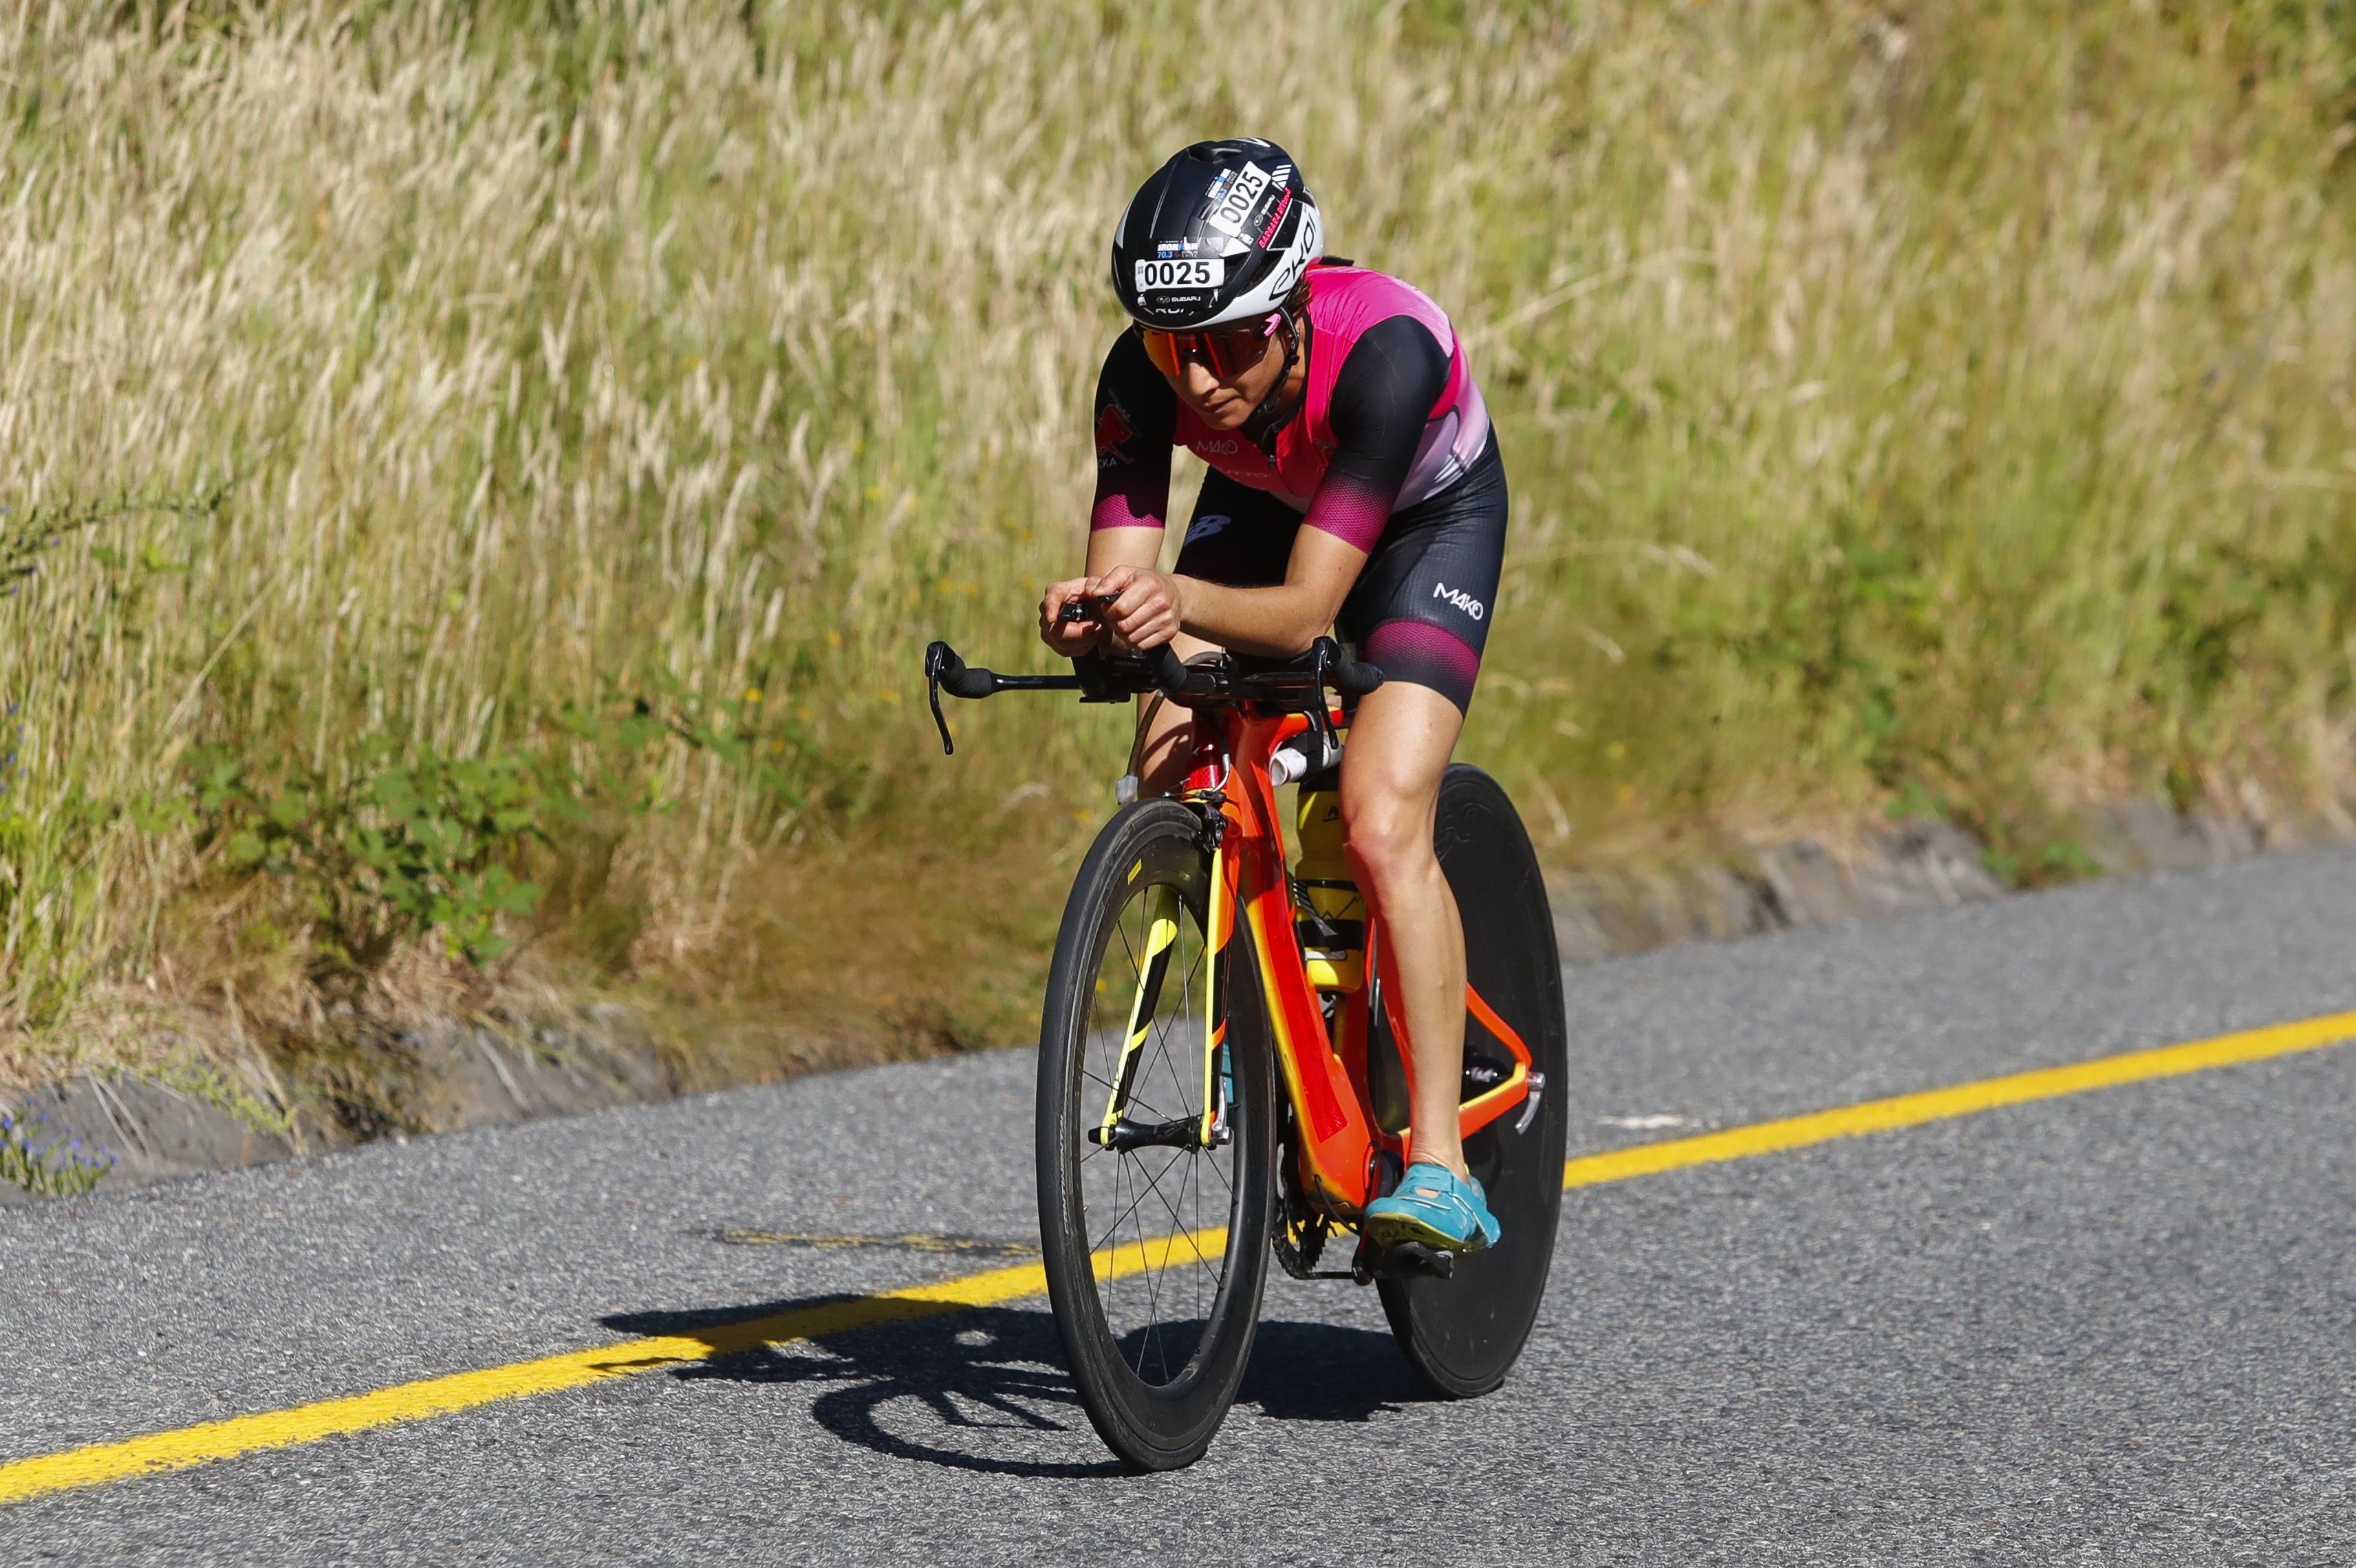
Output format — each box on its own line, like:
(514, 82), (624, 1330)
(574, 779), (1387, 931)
(1089, 331), (1178, 532)
(1299, 314), (1451, 553)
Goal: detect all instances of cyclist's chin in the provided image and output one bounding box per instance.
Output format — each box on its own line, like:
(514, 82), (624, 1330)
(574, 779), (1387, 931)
(1180, 390), (1253, 431)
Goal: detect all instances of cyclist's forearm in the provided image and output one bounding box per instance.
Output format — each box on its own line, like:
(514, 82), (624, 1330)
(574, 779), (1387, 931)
(1175, 576), (1343, 657)
(1085, 526), (1165, 576)
(1173, 523), (1358, 654)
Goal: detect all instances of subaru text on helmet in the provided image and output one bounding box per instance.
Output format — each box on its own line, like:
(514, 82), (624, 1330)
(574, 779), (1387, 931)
(1110, 138), (1323, 329)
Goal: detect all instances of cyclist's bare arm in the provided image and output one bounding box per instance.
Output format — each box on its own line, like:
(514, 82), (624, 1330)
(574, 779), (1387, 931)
(1082, 527), (1365, 657)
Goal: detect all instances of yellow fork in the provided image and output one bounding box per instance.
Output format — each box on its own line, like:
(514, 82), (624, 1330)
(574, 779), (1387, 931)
(1096, 882), (1180, 1142)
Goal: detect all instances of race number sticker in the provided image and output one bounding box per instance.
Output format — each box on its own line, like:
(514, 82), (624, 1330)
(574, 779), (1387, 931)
(1204, 162), (1274, 238)
(1134, 257), (1223, 292)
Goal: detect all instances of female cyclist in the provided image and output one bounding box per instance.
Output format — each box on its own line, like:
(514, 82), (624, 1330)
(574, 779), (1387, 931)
(1039, 138), (1511, 1257)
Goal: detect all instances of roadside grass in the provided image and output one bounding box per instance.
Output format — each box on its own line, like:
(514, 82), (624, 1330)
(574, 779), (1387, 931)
(0, 1), (2350, 1132)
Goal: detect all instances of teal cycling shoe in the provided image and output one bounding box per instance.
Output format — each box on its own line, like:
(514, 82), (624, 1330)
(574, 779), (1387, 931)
(1359, 1161), (1502, 1254)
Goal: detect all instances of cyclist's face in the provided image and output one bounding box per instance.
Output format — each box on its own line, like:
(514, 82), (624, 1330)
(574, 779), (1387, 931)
(1156, 329), (1286, 431)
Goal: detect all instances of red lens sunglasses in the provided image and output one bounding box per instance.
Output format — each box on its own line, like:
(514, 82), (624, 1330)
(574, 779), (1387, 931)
(1137, 315), (1280, 380)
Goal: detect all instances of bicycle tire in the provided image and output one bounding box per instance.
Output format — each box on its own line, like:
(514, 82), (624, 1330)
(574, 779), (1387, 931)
(1378, 763), (1570, 1397)
(1037, 797), (1276, 1470)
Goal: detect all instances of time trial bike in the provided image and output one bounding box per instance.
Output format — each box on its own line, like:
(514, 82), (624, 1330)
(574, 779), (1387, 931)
(925, 622), (1568, 1470)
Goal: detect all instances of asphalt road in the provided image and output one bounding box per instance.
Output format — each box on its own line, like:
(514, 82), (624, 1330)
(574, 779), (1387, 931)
(5, 847), (2355, 1565)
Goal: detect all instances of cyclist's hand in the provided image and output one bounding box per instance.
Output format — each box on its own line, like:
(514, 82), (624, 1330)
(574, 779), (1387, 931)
(1039, 578), (1102, 656)
(1088, 565), (1185, 651)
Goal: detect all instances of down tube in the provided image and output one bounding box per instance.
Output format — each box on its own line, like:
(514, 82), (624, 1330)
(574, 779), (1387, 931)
(1235, 786), (1372, 1215)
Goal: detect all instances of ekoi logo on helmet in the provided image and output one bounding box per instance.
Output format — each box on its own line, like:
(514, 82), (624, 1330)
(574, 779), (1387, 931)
(1094, 400), (1135, 468)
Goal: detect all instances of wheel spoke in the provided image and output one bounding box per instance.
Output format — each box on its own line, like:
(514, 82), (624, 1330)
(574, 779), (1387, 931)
(1088, 1155), (1163, 1250)
(1132, 1159), (1174, 1377)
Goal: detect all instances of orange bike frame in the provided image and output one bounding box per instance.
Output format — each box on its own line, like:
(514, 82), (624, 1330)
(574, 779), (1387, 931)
(1179, 704), (1533, 1219)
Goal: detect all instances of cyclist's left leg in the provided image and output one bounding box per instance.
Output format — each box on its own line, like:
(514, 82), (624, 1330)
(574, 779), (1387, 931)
(1339, 681), (1471, 1176)
(1334, 437), (1509, 1190)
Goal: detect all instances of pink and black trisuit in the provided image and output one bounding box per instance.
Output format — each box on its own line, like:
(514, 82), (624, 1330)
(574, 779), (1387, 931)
(1090, 261), (1509, 712)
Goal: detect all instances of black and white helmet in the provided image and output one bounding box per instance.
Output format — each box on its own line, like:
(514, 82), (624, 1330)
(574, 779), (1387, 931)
(1110, 138), (1323, 329)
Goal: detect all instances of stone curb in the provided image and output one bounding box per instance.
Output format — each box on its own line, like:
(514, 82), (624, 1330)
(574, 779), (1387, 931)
(1546, 801), (2331, 966)
(0, 1016), (672, 1208)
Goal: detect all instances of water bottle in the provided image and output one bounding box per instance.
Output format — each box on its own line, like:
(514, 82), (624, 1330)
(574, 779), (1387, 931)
(1292, 787), (1365, 992)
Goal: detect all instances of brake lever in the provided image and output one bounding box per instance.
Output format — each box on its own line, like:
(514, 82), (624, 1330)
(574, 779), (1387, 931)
(1306, 637), (1343, 754)
(924, 640), (958, 754)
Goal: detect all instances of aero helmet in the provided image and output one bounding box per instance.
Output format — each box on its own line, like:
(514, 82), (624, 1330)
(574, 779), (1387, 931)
(1110, 138), (1323, 329)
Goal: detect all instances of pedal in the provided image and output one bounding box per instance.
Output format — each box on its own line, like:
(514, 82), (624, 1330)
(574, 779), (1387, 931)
(1348, 1237), (1458, 1285)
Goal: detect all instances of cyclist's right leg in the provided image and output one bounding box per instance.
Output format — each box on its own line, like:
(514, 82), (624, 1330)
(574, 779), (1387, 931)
(1131, 472), (1301, 794)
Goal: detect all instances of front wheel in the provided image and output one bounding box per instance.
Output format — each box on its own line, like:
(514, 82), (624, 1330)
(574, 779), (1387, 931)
(1379, 764), (1571, 1397)
(1036, 798), (1275, 1470)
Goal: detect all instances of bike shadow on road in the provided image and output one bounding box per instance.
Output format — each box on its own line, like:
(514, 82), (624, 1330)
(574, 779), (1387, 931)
(601, 1296), (1434, 1477)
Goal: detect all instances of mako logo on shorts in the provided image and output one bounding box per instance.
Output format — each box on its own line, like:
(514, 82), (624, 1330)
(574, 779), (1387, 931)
(1433, 582), (1485, 621)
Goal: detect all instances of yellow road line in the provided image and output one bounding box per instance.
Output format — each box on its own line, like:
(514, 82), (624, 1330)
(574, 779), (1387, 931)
(1560, 1007), (2356, 1189)
(0, 1235), (1213, 1506)
(6, 1008), (2353, 1507)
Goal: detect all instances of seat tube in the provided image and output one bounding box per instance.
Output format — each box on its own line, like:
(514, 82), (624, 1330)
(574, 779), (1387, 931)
(1199, 832), (1225, 1146)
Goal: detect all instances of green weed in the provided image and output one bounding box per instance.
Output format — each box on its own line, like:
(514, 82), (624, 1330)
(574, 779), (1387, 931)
(182, 743), (570, 969)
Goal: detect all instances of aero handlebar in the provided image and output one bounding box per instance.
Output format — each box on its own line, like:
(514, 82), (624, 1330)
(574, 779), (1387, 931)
(922, 600), (1383, 756)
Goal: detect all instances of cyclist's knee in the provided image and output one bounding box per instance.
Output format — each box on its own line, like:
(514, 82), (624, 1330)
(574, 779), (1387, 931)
(1338, 748), (1445, 884)
(1342, 794), (1436, 891)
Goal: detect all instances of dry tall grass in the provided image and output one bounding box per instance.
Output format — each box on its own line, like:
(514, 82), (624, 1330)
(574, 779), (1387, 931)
(1, 2), (2350, 1115)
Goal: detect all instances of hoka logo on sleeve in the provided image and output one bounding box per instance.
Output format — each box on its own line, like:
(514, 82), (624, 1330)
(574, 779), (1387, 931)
(1095, 400), (1136, 468)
